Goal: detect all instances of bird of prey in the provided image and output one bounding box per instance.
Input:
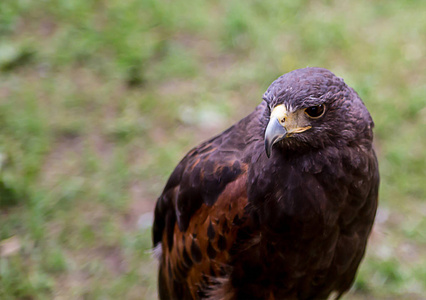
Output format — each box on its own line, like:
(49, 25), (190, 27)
(152, 67), (379, 300)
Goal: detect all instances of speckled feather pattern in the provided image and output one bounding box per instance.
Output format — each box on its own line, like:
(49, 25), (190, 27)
(153, 67), (379, 300)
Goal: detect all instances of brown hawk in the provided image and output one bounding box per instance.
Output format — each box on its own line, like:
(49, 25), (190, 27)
(153, 67), (379, 299)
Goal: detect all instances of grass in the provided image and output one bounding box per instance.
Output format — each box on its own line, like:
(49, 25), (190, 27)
(0, 0), (425, 299)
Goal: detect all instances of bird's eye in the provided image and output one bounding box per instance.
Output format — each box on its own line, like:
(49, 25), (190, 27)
(304, 104), (325, 119)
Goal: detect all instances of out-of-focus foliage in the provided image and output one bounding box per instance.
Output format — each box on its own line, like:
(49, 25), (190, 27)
(0, 0), (424, 299)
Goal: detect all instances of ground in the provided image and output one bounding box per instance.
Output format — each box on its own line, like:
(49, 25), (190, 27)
(0, 0), (425, 299)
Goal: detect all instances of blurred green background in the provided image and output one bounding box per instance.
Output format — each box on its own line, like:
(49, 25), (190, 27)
(0, 0), (425, 299)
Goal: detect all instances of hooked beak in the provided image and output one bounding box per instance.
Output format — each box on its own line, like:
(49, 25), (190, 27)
(265, 116), (287, 158)
(264, 104), (313, 158)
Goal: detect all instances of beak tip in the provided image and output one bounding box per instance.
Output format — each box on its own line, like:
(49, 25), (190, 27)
(265, 139), (271, 158)
(265, 147), (271, 158)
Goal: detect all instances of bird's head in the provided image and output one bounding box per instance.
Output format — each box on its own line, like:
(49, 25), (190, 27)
(263, 67), (374, 157)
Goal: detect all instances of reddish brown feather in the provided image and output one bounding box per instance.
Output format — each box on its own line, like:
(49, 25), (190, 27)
(161, 173), (248, 298)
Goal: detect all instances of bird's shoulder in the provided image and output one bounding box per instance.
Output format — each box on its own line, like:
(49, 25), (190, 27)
(153, 102), (267, 244)
(153, 103), (269, 299)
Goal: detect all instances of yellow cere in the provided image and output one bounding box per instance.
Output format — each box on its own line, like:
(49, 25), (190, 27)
(270, 104), (312, 135)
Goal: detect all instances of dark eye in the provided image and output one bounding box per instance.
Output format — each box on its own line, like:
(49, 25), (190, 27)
(304, 104), (325, 118)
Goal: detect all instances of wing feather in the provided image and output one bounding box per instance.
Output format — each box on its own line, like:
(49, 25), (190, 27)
(152, 103), (269, 299)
